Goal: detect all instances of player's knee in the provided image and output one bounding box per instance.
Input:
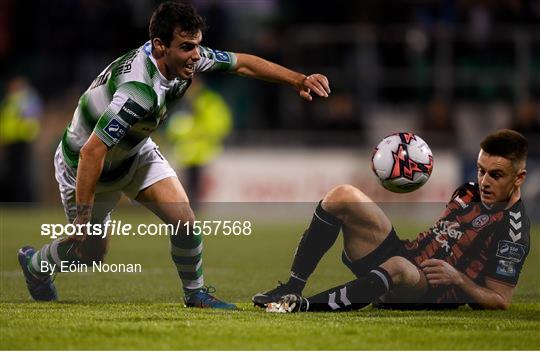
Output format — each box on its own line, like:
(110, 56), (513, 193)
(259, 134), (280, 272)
(169, 208), (196, 236)
(177, 209), (195, 225)
(382, 256), (419, 286)
(159, 203), (195, 229)
(179, 207), (195, 227)
(324, 184), (361, 203)
(322, 184), (363, 217)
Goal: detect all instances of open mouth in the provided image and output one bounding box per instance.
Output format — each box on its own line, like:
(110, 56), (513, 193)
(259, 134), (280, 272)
(184, 63), (195, 74)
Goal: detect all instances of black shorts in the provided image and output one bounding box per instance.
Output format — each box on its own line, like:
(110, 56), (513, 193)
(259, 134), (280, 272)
(341, 228), (405, 277)
(341, 228), (461, 310)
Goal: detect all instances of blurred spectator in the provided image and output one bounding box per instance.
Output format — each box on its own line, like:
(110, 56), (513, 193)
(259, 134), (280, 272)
(421, 95), (456, 147)
(512, 96), (540, 156)
(253, 29), (283, 129)
(317, 92), (360, 131)
(511, 96), (540, 219)
(194, 0), (231, 48)
(0, 76), (42, 202)
(512, 97), (540, 133)
(165, 78), (232, 206)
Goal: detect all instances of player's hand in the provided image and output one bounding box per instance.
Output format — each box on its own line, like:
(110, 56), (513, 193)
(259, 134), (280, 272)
(63, 205), (93, 243)
(299, 74), (330, 101)
(60, 215), (89, 244)
(420, 259), (464, 286)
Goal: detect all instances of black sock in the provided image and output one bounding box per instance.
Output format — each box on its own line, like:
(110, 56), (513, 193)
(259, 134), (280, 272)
(288, 201), (342, 291)
(305, 267), (393, 312)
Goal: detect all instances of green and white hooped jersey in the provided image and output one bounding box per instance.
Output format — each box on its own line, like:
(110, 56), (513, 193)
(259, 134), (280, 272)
(61, 41), (236, 175)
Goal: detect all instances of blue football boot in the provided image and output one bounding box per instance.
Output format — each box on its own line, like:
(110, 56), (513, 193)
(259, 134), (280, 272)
(18, 246), (58, 301)
(184, 286), (237, 310)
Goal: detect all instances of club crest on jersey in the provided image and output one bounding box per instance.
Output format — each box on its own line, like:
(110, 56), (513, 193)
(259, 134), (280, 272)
(104, 118), (128, 141)
(213, 49), (231, 63)
(496, 240), (525, 263)
(472, 214), (489, 228)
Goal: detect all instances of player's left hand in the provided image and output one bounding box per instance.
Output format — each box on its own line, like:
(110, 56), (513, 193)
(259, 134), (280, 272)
(299, 74), (330, 101)
(420, 259), (464, 286)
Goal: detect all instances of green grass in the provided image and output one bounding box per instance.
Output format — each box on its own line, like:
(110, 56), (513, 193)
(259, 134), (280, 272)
(1, 206), (539, 350)
(2, 303), (539, 350)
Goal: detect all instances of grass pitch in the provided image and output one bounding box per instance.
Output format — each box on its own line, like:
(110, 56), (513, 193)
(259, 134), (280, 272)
(1, 205), (539, 350)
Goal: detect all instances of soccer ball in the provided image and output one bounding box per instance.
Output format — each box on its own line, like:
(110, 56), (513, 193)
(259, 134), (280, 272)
(371, 132), (434, 193)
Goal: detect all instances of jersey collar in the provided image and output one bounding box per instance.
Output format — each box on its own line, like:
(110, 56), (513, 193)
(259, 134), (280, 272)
(143, 41), (177, 88)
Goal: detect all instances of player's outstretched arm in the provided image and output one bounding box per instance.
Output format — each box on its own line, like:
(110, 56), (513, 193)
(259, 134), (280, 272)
(421, 259), (514, 310)
(74, 133), (108, 226)
(233, 53), (330, 101)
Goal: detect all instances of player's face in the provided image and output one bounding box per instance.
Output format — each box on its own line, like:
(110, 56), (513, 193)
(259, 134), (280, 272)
(164, 29), (202, 80)
(476, 150), (525, 207)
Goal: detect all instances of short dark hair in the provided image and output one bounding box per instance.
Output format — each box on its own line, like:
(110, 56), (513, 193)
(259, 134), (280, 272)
(149, 1), (206, 47)
(480, 129), (528, 168)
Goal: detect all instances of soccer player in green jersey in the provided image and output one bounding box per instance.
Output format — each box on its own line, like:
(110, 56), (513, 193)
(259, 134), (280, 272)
(18, 1), (331, 309)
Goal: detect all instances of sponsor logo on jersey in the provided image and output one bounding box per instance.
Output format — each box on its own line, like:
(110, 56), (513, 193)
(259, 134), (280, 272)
(213, 49), (231, 63)
(496, 259), (516, 277)
(104, 118), (128, 141)
(433, 220), (463, 256)
(472, 214), (489, 228)
(496, 240), (525, 263)
(118, 98), (147, 124)
(121, 106), (138, 118)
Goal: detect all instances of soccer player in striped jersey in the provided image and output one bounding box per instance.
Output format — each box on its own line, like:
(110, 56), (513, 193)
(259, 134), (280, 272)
(257, 129), (531, 312)
(17, 1), (331, 308)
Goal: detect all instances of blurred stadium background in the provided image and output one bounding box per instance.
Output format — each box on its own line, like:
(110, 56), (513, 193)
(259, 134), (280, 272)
(0, 0), (539, 219)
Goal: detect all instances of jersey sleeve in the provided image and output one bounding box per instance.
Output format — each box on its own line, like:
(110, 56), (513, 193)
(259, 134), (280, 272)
(93, 82), (157, 148)
(195, 46), (237, 73)
(484, 209), (530, 286)
(442, 182), (479, 216)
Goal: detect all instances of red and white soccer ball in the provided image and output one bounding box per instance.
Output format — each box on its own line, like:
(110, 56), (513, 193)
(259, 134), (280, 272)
(371, 132), (434, 193)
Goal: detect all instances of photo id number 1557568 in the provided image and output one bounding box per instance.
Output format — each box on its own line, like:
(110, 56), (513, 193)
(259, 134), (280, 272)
(184, 220), (252, 236)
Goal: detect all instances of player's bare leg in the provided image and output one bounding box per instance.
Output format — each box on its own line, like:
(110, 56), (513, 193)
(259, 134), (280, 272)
(135, 176), (236, 309)
(378, 256), (428, 302)
(321, 184), (392, 261)
(135, 176), (194, 223)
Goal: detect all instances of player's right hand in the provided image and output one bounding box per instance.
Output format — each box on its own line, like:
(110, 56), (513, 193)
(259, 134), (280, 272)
(420, 259), (464, 286)
(299, 74), (330, 101)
